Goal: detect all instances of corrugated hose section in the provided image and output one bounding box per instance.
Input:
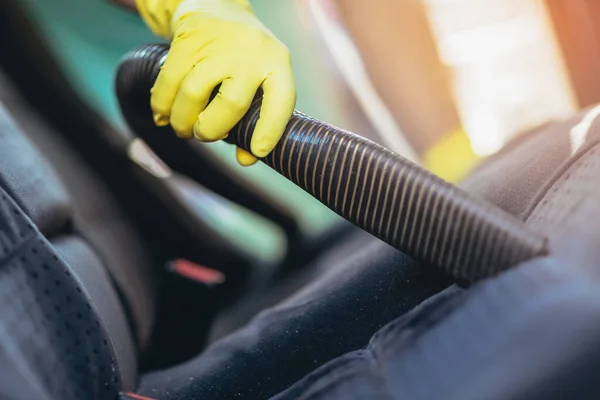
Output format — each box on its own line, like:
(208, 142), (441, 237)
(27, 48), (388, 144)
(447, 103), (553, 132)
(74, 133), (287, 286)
(116, 43), (548, 283)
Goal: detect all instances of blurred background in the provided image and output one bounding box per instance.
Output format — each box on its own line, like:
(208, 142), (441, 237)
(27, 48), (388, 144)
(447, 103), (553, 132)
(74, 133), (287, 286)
(12, 0), (596, 266)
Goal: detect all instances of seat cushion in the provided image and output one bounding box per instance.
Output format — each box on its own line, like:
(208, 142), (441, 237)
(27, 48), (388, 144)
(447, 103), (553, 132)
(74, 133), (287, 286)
(138, 237), (452, 400)
(273, 258), (600, 400)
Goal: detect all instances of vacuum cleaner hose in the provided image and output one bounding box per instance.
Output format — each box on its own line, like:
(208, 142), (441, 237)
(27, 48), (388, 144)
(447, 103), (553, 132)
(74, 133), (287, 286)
(116, 43), (548, 283)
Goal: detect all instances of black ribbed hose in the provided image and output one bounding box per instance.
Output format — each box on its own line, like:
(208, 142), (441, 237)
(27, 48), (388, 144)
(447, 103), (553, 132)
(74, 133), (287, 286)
(116, 43), (548, 283)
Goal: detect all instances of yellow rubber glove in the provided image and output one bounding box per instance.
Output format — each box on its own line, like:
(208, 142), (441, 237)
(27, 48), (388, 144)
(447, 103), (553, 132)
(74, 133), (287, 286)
(422, 128), (480, 183)
(136, 0), (297, 166)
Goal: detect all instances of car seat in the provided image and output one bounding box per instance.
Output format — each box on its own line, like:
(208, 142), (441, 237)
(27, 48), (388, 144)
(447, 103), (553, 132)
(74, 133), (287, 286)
(271, 104), (600, 400)
(114, 45), (600, 399)
(2, 1), (600, 400)
(0, 72), (452, 399)
(0, 3), (258, 367)
(3, 0), (365, 333)
(0, 1), (450, 398)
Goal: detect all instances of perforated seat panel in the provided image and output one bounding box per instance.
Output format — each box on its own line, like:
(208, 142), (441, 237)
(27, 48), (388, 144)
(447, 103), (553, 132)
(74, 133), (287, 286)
(0, 99), (138, 393)
(0, 186), (122, 399)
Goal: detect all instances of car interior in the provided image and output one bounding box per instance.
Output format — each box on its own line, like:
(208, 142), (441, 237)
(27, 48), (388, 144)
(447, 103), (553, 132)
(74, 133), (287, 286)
(1, 0), (600, 399)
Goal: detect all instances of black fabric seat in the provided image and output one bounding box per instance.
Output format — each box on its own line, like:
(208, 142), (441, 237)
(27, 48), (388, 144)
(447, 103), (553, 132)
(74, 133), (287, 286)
(2, 73), (600, 400)
(459, 104), (600, 219)
(0, 3), (454, 395)
(3, 71), (600, 399)
(0, 73), (160, 354)
(138, 106), (600, 400)
(0, 186), (124, 399)
(0, 84), (451, 399)
(0, 101), (137, 395)
(2, 1), (600, 396)
(274, 259), (600, 400)
(138, 236), (450, 399)
(269, 106), (600, 399)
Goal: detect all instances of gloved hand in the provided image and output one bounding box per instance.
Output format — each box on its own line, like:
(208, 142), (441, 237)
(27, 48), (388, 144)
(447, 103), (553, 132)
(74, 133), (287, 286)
(136, 0), (296, 165)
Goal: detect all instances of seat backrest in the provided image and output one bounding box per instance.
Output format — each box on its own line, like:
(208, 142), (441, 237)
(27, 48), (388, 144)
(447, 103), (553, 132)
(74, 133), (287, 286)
(460, 104), (600, 219)
(0, 75), (156, 395)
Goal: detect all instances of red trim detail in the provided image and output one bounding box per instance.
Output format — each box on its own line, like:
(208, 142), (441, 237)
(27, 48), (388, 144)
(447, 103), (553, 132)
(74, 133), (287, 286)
(121, 392), (157, 400)
(172, 259), (225, 285)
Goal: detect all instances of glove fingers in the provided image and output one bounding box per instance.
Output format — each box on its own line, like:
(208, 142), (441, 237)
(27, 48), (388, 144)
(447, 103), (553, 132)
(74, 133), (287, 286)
(150, 35), (204, 126)
(170, 60), (223, 139)
(251, 70), (296, 158)
(193, 77), (257, 142)
(236, 148), (258, 166)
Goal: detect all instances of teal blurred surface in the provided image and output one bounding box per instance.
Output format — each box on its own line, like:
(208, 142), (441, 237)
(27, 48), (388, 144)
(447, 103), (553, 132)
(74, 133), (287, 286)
(17, 0), (348, 260)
